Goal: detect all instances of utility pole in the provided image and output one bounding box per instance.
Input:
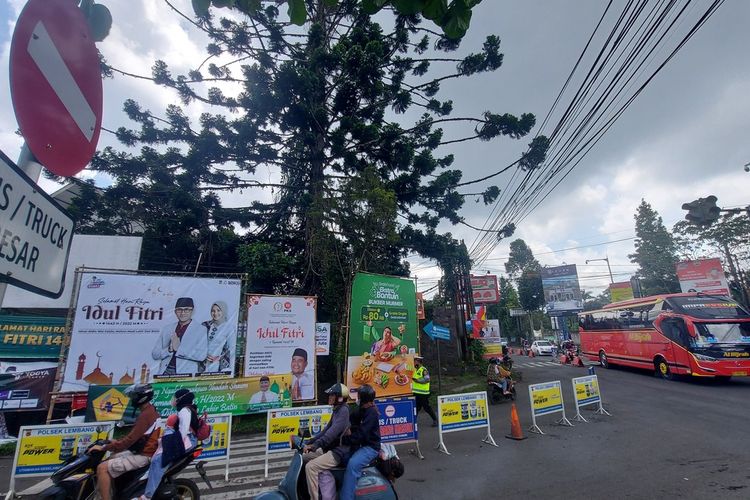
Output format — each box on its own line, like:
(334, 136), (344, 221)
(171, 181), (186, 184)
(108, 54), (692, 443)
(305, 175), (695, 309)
(586, 257), (614, 284)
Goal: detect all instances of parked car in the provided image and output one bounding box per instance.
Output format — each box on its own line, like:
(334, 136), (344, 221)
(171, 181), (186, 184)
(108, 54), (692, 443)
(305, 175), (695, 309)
(531, 340), (554, 356)
(500, 337), (509, 346)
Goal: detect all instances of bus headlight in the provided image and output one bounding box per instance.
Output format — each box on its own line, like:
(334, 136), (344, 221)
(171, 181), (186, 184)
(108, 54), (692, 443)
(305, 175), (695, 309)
(693, 353), (717, 362)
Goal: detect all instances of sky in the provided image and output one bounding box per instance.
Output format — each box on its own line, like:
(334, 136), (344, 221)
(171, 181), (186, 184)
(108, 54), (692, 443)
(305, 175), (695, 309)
(1, 0), (749, 299)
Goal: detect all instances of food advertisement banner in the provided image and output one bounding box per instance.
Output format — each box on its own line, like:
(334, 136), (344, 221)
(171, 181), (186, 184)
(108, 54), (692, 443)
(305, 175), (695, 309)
(676, 258), (730, 295)
(315, 323), (330, 356)
(266, 406), (332, 452)
(347, 274), (417, 399)
(61, 273), (241, 393)
(0, 315), (66, 359)
(376, 397), (417, 444)
(244, 295), (317, 402)
(572, 375), (601, 407)
(11, 422), (115, 476)
(85, 376), (293, 422)
(529, 381), (564, 416)
(609, 281), (635, 302)
(0, 362), (57, 411)
(541, 265), (583, 315)
(471, 275), (500, 304)
(437, 392), (489, 433)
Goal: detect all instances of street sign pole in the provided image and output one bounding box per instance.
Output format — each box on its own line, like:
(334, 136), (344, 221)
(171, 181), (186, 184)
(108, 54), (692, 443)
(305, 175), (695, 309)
(436, 336), (442, 395)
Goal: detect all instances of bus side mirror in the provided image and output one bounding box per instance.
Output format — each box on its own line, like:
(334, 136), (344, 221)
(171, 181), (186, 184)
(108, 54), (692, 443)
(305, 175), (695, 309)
(685, 321), (697, 338)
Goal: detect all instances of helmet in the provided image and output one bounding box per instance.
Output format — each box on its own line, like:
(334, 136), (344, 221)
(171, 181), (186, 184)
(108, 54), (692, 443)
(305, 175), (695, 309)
(325, 383), (350, 401)
(124, 384), (154, 406)
(488, 357), (500, 365)
(357, 384), (376, 405)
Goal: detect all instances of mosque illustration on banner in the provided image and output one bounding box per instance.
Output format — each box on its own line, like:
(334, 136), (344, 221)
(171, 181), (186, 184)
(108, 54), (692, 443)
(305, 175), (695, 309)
(75, 352), (151, 385)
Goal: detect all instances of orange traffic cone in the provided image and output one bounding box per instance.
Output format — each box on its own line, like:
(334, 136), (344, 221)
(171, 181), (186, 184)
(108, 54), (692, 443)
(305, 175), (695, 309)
(573, 356), (584, 367)
(529, 349), (535, 358)
(505, 403), (527, 440)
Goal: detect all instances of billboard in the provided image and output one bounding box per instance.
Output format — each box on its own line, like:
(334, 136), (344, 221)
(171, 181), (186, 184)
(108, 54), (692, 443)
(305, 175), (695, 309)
(0, 316), (65, 359)
(609, 281), (635, 302)
(244, 295), (317, 402)
(470, 275), (500, 304)
(541, 265), (583, 315)
(347, 273), (417, 399)
(60, 273), (241, 392)
(676, 258), (730, 295)
(0, 362), (57, 411)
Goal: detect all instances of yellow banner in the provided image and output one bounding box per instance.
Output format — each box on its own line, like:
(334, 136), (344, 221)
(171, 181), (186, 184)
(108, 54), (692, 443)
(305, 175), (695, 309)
(438, 392), (489, 432)
(530, 382), (563, 416)
(266, 406), (332, 452)
(14, 423), (114, 476)
(573, 375), (601, 407)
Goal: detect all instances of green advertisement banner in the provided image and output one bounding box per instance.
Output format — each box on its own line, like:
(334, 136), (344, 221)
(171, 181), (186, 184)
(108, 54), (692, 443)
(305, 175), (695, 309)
(85, 375), (293, 422)
(0, 316), (65, 359)
(346, 273), (418, 399)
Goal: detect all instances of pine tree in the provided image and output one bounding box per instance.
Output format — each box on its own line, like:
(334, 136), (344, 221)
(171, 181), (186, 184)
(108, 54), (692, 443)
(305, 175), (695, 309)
(504, 238), (544, 311)
(629, 200), (680, 295)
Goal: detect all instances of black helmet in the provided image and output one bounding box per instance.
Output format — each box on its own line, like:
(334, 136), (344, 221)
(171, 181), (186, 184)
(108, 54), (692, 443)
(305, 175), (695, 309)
(125, 384), (154, 406)
(358, 384), (376, 405)
(325, 383), (350, 400)
(489, 357), (500, 365)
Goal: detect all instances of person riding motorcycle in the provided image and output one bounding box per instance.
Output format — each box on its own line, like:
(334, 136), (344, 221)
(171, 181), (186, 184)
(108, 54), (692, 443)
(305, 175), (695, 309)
(303, 383), (351, 500)
(341, 384), (381, 500)
(487, 357), (513, 395)
(89, 384), (159, 500)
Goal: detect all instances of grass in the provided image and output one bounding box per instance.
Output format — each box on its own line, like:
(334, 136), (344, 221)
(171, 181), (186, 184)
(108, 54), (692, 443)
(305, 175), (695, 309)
(0, 441), (16, 457)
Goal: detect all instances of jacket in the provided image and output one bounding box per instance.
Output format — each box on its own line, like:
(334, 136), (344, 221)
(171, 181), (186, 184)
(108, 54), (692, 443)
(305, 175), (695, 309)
(104, 404), (159, 457)
(344, 404), (381, 452)
(308, 404), (350, 462)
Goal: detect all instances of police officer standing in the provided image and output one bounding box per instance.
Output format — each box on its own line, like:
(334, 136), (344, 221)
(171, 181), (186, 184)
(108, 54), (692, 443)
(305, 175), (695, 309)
(412, 355), (438, 427)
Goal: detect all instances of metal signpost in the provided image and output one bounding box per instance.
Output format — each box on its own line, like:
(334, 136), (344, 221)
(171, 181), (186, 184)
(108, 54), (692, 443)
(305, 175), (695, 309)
(571, 375), (611, 422)
(423, 321), (450, 394)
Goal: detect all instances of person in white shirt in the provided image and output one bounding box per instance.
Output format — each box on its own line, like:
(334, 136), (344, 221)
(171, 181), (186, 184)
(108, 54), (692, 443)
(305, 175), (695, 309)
(249, 376), (279, 404)
(290, 348), (314, 400)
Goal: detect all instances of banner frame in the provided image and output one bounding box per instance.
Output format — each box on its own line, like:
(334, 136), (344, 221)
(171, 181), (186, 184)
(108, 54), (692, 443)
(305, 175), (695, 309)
(376, 396), (423, 459)
(528, 380), (573, 435)
(571, 375), (611, 422)
(436, 391), (497, 455)
(264, 404), (332, 478)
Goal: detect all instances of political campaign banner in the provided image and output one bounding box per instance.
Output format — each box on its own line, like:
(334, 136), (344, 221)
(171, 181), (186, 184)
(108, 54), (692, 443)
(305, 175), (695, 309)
(0, 315), (65, 359)
(315, 322), (330, 356)
(244, 295), (317, 403)
(541, 265), (583, 315)
(61, 273), (241, 392)
(85, 376), (293, 423)
(676, 258), (730, 295)
(0, 362), (57, 411)
(609, 281), (635, 302)
(264, 405), (332, 476)
(470, 275), (500, 304)
(347, 273), (418, 399)
(377, 397), (417, 444)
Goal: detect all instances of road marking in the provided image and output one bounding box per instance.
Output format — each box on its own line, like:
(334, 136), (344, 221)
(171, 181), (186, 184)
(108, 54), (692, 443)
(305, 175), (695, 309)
(27, 21), (96, 141)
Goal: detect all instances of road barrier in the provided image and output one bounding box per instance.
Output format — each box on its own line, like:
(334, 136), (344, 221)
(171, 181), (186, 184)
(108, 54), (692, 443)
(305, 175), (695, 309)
(571, 375), (611, 422)
(436, 391), (497, 455)
(376, 396), (423, 459)
(528, 380), (573, 434)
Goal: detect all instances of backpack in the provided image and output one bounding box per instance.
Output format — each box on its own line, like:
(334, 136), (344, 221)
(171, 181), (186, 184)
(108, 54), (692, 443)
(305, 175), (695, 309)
(193, 411), (211, 441)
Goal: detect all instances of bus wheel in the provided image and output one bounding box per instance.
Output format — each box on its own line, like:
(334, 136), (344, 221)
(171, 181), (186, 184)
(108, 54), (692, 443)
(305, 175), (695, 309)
(599, 351), (609, 369)
(655, 358), (672, 380)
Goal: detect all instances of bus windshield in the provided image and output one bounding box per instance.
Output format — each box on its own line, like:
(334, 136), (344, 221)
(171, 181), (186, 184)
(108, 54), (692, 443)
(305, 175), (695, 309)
(695, 322), (750, 345)
(667, 296), (750, 320)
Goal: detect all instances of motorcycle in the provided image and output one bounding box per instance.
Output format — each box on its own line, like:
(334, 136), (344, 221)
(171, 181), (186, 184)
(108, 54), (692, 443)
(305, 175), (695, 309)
(255, 434), (398, 500)
(31, 439), (212, 500)
(487, 380), (516, 405)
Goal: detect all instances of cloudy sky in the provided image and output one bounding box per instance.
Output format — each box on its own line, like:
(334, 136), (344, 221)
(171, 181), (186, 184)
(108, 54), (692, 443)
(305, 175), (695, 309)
(2, 0), (749, 298)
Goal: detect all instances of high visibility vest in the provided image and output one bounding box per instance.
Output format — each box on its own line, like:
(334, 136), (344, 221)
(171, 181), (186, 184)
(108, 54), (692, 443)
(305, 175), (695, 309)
(412, 366), (430, 394)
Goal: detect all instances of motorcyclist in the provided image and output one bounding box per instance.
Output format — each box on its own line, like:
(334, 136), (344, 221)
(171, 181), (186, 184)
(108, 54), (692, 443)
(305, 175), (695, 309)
(303, 383), (351, 500)
(90, 384), (159, 500)
(341, 384), (381, 500)
(487, 357), (512, 395)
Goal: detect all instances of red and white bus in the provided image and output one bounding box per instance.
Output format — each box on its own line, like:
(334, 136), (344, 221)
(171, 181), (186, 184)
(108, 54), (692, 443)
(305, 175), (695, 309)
(579, 293), (750, 379)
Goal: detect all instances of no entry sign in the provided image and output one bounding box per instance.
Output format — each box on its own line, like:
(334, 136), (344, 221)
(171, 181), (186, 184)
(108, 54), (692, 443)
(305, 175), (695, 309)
(10, 0), (103, 177)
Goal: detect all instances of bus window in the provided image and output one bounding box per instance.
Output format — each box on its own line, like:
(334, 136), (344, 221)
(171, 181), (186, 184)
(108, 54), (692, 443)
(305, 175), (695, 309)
(660, 318), (691, 347)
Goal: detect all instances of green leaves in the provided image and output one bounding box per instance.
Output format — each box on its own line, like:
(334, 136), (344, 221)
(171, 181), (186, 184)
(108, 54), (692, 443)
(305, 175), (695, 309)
(192, 0), (211, 17)
(422, 0), (448, 21)
(287, 0), (307, 25)
(442, 0), (473, 39)
(79, 1), (112, 42)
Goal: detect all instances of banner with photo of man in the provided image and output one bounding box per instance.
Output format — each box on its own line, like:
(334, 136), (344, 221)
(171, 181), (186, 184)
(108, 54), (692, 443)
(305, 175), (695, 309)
(347, 273), (417, 399)
(60, 273), (241, 392)
(244, 295), (317, 402)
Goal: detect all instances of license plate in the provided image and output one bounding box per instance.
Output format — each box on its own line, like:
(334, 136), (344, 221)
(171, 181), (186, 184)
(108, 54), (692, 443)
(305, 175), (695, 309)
(732, 371), (747, 376)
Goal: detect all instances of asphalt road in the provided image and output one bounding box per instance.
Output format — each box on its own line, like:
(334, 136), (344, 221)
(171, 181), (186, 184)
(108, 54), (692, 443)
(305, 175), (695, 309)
(396, 358), (750, 500)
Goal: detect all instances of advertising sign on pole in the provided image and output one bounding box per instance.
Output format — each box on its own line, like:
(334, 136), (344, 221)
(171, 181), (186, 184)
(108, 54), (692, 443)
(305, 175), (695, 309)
(416, 292), (426, 320)
(0, 151), (75, 298)
(376, 396), (418, 444)
(0, 316), (66, 359)
(436, 391), (497, 454)
(10, 0), (103, 177)
(609, 281), (635, 303)
(509, 308), (526, 317)
(60, 273), (242, 392)
(245, 295), (317, 402)
(528, 380), (573, 434)
(347, 273), (418, 399)
(0, 362), (56, 411)
(470, 275), (500, 304)
(571, 374), (611, 422)
(315, 322), (330, 356)
(264, 405), (333, 477)
(7, 421), (114, 496)
(541, 265), (583, 315)
(676, 258), (730, 295)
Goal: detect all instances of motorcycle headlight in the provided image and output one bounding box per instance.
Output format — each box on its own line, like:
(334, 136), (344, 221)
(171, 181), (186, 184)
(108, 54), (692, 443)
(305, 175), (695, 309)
(693, 353), (716, 362)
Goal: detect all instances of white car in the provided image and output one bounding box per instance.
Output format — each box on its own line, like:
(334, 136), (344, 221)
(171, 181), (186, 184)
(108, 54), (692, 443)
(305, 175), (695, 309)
(531, 340), (554, 356)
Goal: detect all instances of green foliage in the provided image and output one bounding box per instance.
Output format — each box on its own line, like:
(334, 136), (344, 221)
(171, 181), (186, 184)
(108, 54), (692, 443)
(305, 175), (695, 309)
(629, 200), (680, 295)
(238, 242), (298, 294)
(504, 238), (544, 311)
(79, 0), (112, 42)
(504, 239), (538, 279)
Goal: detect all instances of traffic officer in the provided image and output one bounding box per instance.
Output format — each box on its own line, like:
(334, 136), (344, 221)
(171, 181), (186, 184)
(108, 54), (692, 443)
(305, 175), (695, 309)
(412, 355), (438, 427)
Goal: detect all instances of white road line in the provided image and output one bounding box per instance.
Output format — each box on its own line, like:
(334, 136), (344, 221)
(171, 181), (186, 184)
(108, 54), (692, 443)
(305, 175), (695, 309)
(27, 21), (96, 141)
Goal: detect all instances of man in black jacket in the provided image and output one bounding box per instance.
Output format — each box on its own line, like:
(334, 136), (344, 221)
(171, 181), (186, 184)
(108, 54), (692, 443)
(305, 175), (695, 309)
(341, 384), (381, 500)
(303, 384), (350, 500)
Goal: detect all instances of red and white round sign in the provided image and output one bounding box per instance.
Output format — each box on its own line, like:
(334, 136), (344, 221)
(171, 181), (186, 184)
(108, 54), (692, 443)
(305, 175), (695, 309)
(10, 0), (103, 177)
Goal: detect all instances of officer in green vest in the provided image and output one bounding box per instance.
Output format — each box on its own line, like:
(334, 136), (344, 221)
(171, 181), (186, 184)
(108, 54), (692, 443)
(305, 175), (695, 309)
(412, 355), (438, 427)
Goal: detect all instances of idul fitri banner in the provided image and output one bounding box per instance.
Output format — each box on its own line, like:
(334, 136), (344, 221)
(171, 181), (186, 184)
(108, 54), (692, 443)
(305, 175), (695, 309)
(347, 273), (417, 400)
(244, 295), (317, 402)
(60, 273), (241, 393)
